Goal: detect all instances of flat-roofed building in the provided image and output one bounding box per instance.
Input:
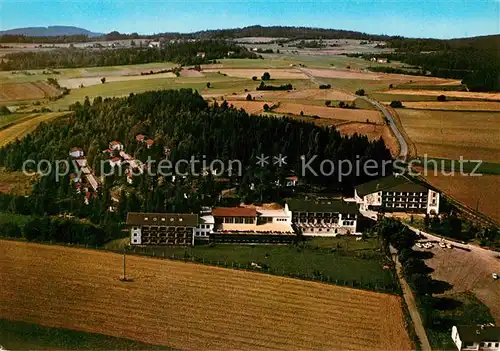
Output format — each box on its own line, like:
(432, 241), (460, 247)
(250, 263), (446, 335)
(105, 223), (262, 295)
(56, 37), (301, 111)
(126, 212), (198, 246)
(355, 174), (440, 214)
(287, 198), (359, 236)
(210, 206), (295, 243)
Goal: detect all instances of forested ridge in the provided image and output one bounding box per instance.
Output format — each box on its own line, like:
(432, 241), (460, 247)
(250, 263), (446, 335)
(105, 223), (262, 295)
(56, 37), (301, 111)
(0, 89), (392, 228)
(0, 40), (257, 70)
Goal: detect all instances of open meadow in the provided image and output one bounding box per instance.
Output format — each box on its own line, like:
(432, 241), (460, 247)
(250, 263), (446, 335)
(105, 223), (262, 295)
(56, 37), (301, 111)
(0, 240), (412, 350)
(423, 173), (500, 224)
(397, 109), (500, 162)
(0, 112), (70, 147)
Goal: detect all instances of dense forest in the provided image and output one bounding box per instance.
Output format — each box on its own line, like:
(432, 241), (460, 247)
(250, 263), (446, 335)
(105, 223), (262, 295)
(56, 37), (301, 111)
(0, 40), (257, 70)
(0, 89), (392, 225)
(348, 46), (500, 91)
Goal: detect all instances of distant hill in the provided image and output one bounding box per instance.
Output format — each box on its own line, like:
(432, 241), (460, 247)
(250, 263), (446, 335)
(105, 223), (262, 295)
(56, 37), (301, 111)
(0, 26), (103, 37)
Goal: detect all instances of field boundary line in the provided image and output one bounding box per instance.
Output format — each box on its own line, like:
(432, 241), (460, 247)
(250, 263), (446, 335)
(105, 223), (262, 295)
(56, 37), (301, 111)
(0, 237), (401, 295)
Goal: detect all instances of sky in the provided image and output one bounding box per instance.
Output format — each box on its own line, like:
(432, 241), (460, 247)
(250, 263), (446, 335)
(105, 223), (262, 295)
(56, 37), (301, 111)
(0, 0), (499, 39)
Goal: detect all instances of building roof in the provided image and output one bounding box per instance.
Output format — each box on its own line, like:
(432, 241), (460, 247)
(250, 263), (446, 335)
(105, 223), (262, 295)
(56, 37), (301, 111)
(146, 139), (154, 145)
(200, 215), (215, 224)
(456, 325), (500, 343)
(212, 207), (257, 217)
(286, 198), (358, 214)
(126, 212), (199, 227)
(355, 174), (429, 197)
(70, 147), (83, 152)
(257, 209), (288, 217)
(109, 140), (122, 146)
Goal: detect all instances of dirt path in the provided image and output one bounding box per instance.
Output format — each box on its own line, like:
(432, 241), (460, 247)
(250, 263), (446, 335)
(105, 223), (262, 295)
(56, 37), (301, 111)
(391, 247), (432, 351)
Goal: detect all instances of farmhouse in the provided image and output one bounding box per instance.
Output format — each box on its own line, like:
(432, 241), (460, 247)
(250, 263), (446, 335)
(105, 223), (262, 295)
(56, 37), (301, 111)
(69, 147), (84, 158)
(108, 141), (124, 151)
(127, 212), (198, 246)
(355, 174), (440, 214)
(109, 157), (122, 167)
(287, 199), (359, 236)
(451, 325), (500, 351)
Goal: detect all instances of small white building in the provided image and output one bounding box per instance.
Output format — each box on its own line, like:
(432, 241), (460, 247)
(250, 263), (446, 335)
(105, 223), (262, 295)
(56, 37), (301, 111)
(148, 41), (160, 48)
(196, 51), (206, 58)
(195, 215), (214, 239)
(109, 157), (122, 167)
(69, 147), (84, 158)
(109, 141), (124, 151)
(451, 325), (500, 351)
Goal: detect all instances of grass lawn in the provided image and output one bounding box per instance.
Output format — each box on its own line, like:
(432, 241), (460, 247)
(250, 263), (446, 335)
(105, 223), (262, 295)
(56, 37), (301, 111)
(0, 212), (32, 227)
(0, 319), (166, 350)
(115, 236), (397, 292)
(420, 292), (495, 351)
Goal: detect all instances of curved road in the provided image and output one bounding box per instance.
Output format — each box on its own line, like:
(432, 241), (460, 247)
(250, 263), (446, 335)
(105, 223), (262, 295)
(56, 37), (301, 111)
(361, 97), (408, 161)
(297, 67), (408, 160)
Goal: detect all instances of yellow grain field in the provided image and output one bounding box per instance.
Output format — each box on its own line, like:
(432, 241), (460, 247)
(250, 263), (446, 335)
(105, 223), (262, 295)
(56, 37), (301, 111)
(0, 241), (412, 351)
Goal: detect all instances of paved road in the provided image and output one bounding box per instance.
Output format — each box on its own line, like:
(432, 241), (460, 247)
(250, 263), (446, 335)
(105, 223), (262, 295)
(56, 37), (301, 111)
(296, 67), (409, 161)
(360, 96), (408, 161)
(390, 246), (432, 351)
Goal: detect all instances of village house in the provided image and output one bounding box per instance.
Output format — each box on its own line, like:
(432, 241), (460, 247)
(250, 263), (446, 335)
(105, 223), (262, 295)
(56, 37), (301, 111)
(287, 199), (359, 236)
(108, 141), (124, 151)
(136, 134), (146, 143)
(69, 147), (84, 158)
(354, 174), (440, 215)
(109, 157), (122, 167)
(146, 139), (154, 149)
(286, 176), (299, 187)
(451, 325), (500, 351)
(126, 212), (198, 246)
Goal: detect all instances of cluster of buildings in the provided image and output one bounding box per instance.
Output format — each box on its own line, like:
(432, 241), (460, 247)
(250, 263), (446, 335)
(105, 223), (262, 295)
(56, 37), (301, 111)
(126, 174), (442, 246)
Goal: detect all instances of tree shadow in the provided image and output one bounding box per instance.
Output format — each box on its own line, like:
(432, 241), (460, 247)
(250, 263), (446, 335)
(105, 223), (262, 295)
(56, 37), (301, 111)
(432, 297), (463, 311)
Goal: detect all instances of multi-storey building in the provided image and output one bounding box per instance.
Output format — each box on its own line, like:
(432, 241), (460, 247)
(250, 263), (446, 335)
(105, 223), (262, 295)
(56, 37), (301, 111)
(451, 325), (500, 351)
(287, 199), (359, 236)
(126, 212), (198, 246)
(354, 174), (440, 214)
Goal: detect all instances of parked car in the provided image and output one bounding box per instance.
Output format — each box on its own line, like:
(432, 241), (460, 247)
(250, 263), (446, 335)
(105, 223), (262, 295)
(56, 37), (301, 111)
(493, 273), (498, 280)
(439, 242), (446, 248)
(446, 243), (452, 249)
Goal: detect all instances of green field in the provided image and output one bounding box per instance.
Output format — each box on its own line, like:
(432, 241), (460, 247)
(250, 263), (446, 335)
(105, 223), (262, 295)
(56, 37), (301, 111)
(0, 113), (37, 129)
(411, 157), (500, 175)
(113, 236), (397, 291)
(0, 212), (32, 227)
(44, 74), (252, 110)
(419, 292), (495, 351)
(0, 319), (166, 350)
